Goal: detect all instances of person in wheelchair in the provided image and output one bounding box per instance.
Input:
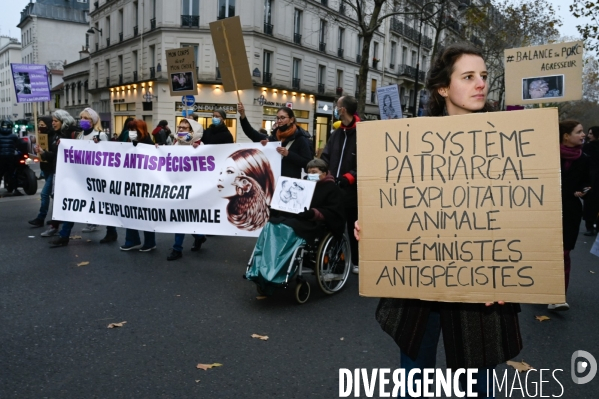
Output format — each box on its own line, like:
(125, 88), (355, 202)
(246, 158), (350, 302)
(270, 158), (346, 241)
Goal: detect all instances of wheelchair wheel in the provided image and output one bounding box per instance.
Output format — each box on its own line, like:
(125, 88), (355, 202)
(315, 232), (351, 294)
(295, 281), (310, 304)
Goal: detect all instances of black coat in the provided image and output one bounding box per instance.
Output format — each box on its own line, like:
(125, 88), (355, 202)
(561, 154), (591, 250)
(39, 129), (59, 174)
(202, 123), (234, 145)
(321, 118), (358, 208)
(239, 117), (312, 179)
(0, 128), (18, 157)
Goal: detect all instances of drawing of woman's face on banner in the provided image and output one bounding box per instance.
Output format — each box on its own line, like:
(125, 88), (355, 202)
(217, 148), (275, 231)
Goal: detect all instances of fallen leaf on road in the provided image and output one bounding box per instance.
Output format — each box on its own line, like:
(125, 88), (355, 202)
(590, 271), (595, 274)
(340, 337), (344, 341)
(535, 315), (550, 322)
(195, 380), (200, 383)
(251, 334), (269, 341)
(507, 360), (535, 373)
(28, 236), (35, 238)
(70, 235), (82, 240)
(196, 363), (223, 370)
(86, 240), (92, 243)
(107, 321), (127, 328)
(77, 261), (90, 267)
(256, 296), (267, 300)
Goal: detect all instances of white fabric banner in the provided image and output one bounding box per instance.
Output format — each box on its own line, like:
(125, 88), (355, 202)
(53, 140), (282, 237)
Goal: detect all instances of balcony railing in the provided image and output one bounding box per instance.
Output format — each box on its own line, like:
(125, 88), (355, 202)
(292, 78), (300, 90)
(356, 54), (361, 64)
(398, 64), (426, 82)
(150, 18), (156, 30)
(389, 63), (395, 70)
(133, 25), (138, 36)
(336, 87), (343, 96)
(106, 37), (110, 47)
(264, 23), (273, 35)
(317, 83), (325, 94)
(118, 74), (123, 84)
(263, 72), (272, 85)
(319, 42), (326, 52)
(390, 19), (433, 49)
(470, 35), (483, 47)
(181, 15), (199, 27)
(133, 71), (138, 81)
(372, 59), (379, 69)
(337, 48), (344, 58)
(149, 67), (155, 79)
(294, 33), (302, 45)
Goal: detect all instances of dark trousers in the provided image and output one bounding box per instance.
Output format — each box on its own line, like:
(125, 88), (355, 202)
(564, 250), (571, 293)
(583, 196), (599, 231)
(0, 156), (15, 190)
(345, 206), (358, 265)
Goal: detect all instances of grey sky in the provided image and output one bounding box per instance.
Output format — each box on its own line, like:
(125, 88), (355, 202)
(0, 0), (591, 44)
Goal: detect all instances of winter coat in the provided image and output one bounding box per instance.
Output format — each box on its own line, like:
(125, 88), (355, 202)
(0, 127), (18, 157)
(39, 129), (58, 174)
(201, 122), (234, 145)
(561, 153), (591, 250)
(375, 299), (523, 369)
(152, 126), (168, 145)
(320, 116), (359, 208)
(77, 128), (108, 141)
(239, 117), (312, 178)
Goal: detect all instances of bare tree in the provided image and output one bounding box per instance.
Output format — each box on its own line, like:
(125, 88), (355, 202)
(570, 0), (599, 53)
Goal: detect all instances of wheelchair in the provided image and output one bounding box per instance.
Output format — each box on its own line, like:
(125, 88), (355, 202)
(245, 222), (352, 304)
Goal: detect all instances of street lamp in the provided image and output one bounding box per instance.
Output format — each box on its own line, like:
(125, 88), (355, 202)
(412, 1), (444, 117)
(86, 27), (102, 35)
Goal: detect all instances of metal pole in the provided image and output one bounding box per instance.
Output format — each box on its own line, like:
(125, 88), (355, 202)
(413, 15), (424, 117)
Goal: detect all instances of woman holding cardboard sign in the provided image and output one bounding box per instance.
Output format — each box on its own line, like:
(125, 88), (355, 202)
(355, 43), (522, 398)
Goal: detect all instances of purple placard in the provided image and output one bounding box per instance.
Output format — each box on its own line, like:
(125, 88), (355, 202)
(10, 63), (51, 103)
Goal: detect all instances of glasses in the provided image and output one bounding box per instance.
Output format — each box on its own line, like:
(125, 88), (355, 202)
(276, 116), (289, 121)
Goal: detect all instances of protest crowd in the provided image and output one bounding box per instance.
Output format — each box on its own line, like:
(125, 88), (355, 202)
(3, 42), (597, 399)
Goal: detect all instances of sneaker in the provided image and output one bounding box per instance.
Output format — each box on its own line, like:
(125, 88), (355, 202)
(167, 250), (183, 261)
(28, 218), (44, 227)
(139, 245), (156, 252)
(190, 236), (207, 252)
(41, 227), (59, 237)
(120, 243), (142, 251)
(99, 233), (118, 243)
(82, 224), (99, 233)
(49, 236), (69, 247)
(352, 264), (359, 274)
(548, 303), (569, 311)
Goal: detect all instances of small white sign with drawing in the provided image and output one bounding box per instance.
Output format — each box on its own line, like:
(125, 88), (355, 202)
(270, 177), (316, 214)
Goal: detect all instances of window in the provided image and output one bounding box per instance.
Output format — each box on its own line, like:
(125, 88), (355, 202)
(370, 79), (377, 103)
(411, 50), (416, 67)
(263, 51), (272, 84)
(182, 0), (200, 16)
(76, 0), (88, 3)
(336, 70), (343, 88)
(338, 28), (344, 50)
(106, 16), (111, 42)
(318, 65), (325, 93)
(373, 42), (379, 59)
(390, 41), (397, 68)
(118, 55), (123, 82)
(134, 2), (139, 26)
(421, 55), (426, 70)
(264, 0), (272, 25)
(402, 46), (407, 65)
(218, 0), (236, 19)
(105, 60), (110, 85)
(149, 45), (155, 67)
(292, 58), (301, 89)
(293, 9), (302, 44)
(151, 0), (156, 18)
(319, 20), (327, 51)
(132, 51), (138, 79)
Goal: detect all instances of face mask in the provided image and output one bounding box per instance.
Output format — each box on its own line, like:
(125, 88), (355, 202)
(306, 173), (321, 181)
(212, 117), (221, 126)
(277, 123), (290, 133)
(334, 109), (339, 119)
(128, 131), (138, 141)
(79, 120), (92, 130)
(38, 126), (48, 133)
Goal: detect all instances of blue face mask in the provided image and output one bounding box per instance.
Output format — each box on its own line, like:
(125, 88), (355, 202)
(79, 120), (92, 130)
(212, 117), (221, 126)
(334, 109), (339, 119)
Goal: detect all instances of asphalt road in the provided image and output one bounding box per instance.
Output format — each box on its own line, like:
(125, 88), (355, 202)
(1, 176), (598, 398)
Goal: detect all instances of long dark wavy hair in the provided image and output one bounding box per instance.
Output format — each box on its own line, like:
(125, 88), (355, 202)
(426, 43), (494, 116)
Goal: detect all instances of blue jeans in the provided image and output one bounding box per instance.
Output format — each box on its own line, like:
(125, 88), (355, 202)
(37, 173), (54, 220)
(59, 221), (74, 238)
(399, 312), (495, 398)
(125, 229), (155, 247)
(172, 233), (204, 252)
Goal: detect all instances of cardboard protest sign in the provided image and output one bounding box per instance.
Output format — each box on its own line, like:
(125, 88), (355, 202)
(357, 108), (564, 304)
(37, 133), (48, 151)
(505, 41), (583, 105)
(165, 47), (198, 96)
(209, 16), (253, 93)
(377, 85), (402, 119)
(270, 177), (316, 214)
(53, 141), (281, 237)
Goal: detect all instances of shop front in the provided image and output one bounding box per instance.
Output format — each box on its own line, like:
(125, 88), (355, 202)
(314, 100), (334, 155)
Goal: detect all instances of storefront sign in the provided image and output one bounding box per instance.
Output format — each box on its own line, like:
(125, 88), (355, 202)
(175, 102), (237, 114)
(53, 141), (282, 237)
(255, 95), (286, 107)
(316, 101), (334, 115)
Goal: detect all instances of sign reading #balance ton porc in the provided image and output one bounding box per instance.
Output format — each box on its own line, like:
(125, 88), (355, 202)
(357, 108), (564, 304)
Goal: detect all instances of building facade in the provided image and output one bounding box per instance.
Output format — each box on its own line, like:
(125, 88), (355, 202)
(0, 36), (23, 121)
(18, 0), (90, 117)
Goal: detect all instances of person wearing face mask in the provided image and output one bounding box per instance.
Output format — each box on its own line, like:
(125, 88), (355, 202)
(321, 95), (360, 274)
(237, 103), (312, 178)
(201, 109), (234, 145)
(119, 119), (157, 252)
(167, 118), (207, 261)
(77, 108), (108, 234)
(28, 116), (58, 228)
